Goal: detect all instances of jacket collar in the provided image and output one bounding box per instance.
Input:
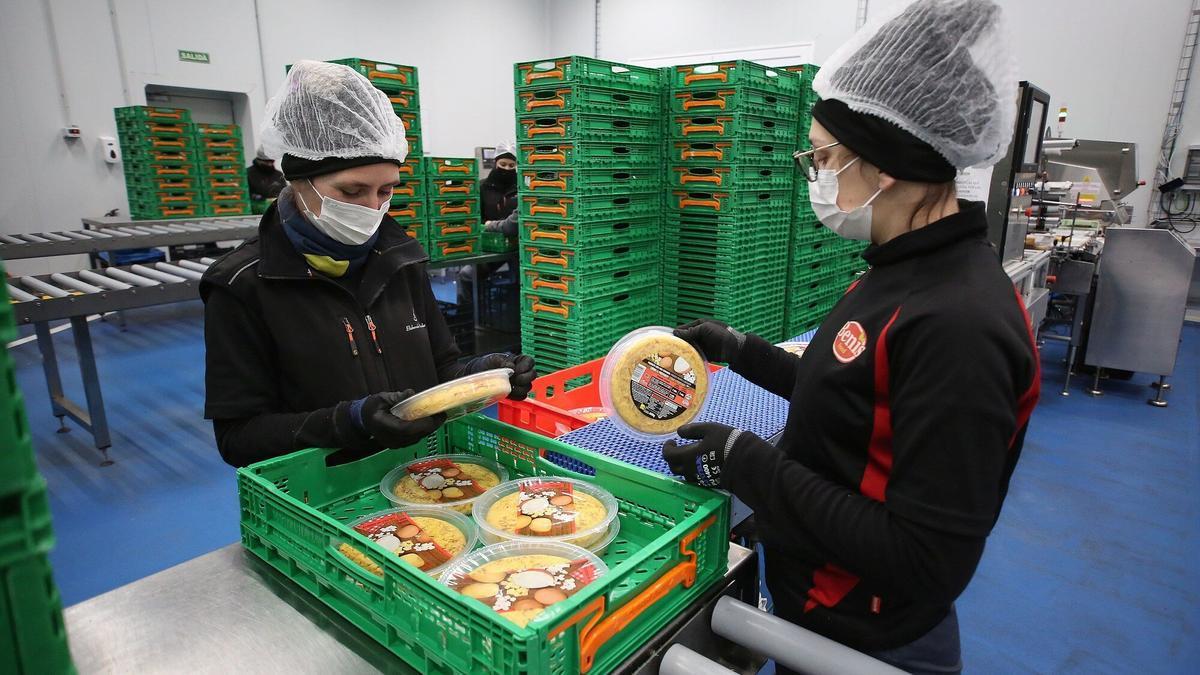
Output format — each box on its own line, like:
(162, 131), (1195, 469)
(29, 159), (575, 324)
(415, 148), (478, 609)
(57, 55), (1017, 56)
(862, 200), (989, 267)
(256, 196), (428, 306)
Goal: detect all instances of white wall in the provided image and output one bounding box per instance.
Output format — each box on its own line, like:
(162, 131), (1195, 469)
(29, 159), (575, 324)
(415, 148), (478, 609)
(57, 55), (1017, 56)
(0, 0), (553, 276)
(548, 0), (596, 58)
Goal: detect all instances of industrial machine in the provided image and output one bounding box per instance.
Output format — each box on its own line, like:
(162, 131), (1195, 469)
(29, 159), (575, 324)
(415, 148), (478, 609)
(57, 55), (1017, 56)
(981, 81), (1049, 264)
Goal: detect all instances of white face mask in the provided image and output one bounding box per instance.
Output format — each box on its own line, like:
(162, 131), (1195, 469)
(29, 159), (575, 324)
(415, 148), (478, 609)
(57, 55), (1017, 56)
(809, 157), (883, 242)
(296, 180), (388, 246)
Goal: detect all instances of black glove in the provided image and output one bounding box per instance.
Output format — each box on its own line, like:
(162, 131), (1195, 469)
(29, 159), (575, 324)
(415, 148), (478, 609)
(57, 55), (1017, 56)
(662, 422), (749, 488)
(467, 353), (538, 400)
(353, 390), (446, 449)
(673, 319), (747, 365)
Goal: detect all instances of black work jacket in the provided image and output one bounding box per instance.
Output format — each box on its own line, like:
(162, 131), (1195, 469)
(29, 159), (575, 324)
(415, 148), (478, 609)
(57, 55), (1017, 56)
(200, 202), (461, 467)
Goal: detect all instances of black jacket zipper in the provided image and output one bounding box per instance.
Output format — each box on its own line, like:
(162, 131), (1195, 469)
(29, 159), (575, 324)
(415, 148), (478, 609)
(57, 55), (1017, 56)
(341, 317), (359, 357)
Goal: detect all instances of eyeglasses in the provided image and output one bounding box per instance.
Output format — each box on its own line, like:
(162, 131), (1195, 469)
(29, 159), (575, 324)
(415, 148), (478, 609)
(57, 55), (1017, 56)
(793, 142), (841, 183)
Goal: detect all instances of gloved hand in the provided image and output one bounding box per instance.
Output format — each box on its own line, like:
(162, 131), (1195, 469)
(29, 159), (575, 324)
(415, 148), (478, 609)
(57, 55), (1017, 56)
(352, 390), (446, 449)
(484, 212), (518, 236)
(467, 352), (537, 400)
(673, 319), (747, 365)
(662, 423), (748, 488)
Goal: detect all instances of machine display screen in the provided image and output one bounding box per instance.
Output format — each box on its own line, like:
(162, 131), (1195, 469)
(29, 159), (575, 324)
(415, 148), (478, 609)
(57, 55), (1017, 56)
(1024, 100), (1047, 167)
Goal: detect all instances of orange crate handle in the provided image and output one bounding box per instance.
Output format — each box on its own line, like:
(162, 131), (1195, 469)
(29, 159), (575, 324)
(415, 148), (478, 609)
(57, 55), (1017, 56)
(370, 69), (408, 83)
(529, 228), (568, 242)
(682, 148), (724, 160)
(442, 243), (474, 255)
(683, 71), (729, 85)
(550, 515), (717, 673)
(680, 197), (721, 210)
(530, 204), (568, 217)
(526, 68), (564, 84)
(162, 195), (191, 203)
(683, 98), (725, 111)
(528, 125), (567, 137)
(390, 208), (416, 218)
(398, 165), (415, 175)
(530, 253), (568, 268)
(529, 151), (566, 164)
(209, 140), (236, 149)
(680, 174), (721, 185)
(147, 110), (182, 120)
(156, 167), (186, 176)
(529, 178), (568, 190)
(682, 122), (724, 135)
(441, 205), (471, 215)
(531, 301), (570, 318)
(531, 278), (569, 293)
(528, 96), (565, 110)
(149, 124), (182, 133)
(436, 165), (472, 174)
(389, 96), (411, 107)
(439, 225), (473, 236)
(438, 185), (470, 195)
(163, 208), (194, 216)
(394, 185), (415, 196)
(212, 168), (237, 176)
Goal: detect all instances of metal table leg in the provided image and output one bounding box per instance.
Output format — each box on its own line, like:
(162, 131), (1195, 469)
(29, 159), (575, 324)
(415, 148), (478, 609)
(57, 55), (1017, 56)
(71, 316), (113, 463)
(33, 321), (70, 433)
(1148, 375), (1170, 408)
(1087, 367), (1104, 397)
(1062, 344), (1077, 396)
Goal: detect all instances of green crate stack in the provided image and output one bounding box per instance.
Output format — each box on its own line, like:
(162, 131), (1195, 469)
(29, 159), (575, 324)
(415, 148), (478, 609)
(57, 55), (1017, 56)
(424, 157), (480, 260)
(662, 61), (801, 342)
(780, 64), (870, 337)
(0, 268), (74, 674)
(116, 105), (207, 220)
(193, 122), (251, 217)
(514, 56), (665, 372)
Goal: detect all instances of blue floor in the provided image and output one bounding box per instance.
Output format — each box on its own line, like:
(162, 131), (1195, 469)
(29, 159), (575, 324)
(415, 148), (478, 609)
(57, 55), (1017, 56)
(10, 302), (1199, 673)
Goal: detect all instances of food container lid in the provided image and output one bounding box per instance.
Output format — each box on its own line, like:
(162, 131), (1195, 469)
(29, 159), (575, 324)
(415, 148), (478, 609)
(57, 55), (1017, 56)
(569, 407), (608, 423)
(390, 368), (514, 421)
(471, 477), (620, 549)
(598, 326), (712, 441)
(335, 506), (479, 577)
(439, 540), (608, 627)
(776, 341), (809, 357)
(380, 453), (509, 510)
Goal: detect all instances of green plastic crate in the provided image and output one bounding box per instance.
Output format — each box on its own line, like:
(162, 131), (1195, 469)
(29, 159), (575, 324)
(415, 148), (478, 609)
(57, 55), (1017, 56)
(667, 139), (792, 166)
(0, 478), (53, 568)
(205, 201), (252, 217)
(425, 178), (479, 199)
(425, 157), (477, 178)
(114, 105), (191, 123)
(518, 193), (659, 221)
(670, 88), (798, 119)
(202, 187), (251, 203)
(193, 122), (242, 138)
(198, 149), (245, 166)
(385, 88), (421, 112)
(391, 179), (426, 202)
(193, 135), (245, 153)
(130, 203), (206, 220)
(397, 157), (425, 180)
(201, 175), (249, 192)
(521, 240), (659, 275)
(670, 61), (801, 97)
(520, 216), (659, 249)
(516, 87), (660, 118)
(428, 218), (482, 240)
(522, 286), (659, 325)
(116, 119), (195, 139)
(429, 236), (481, 261)
(667, 113), (797, 144)
(514, 56), (661, 92)
(521, 264), (659, 301)
(126, 175), (200, 191)
(387, 198), (425, 222)
(396, 111), (422, 136)
(481, 231), (517, 253)
(517, 114), (662, 143)
(128, 187), (202, 205)
(327, 57), (419, 91)
(0, 551), (74, 675)
(121, 147), (197, 166)
(428, 198), (480, 220)
(238, 414), (728, 674)
(518, 142), (660, 169)
(668, 164), (794, 192)
(667, 189), (792, 216)
(517, 168), (661, 196)
(123, 162), (198, 180)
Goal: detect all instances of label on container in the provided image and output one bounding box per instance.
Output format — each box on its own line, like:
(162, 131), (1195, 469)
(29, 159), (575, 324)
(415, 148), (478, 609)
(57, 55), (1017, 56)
(516, 480), (577, 536)
(352, 511), (452, 568)
(406, 459), (485, 502)
(628, 350), (697, 421)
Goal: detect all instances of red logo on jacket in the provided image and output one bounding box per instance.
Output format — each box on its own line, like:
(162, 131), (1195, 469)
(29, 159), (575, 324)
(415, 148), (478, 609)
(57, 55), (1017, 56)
(833, 321), (868, 363)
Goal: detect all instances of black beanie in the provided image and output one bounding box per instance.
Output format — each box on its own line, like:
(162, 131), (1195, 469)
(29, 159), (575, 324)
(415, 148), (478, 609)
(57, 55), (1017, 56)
(281, 154), (403, 181)
(811, 99), (957, 183)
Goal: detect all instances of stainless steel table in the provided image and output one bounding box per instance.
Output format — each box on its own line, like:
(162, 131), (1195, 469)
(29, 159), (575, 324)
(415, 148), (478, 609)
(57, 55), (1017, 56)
(64, 542), (758, 674)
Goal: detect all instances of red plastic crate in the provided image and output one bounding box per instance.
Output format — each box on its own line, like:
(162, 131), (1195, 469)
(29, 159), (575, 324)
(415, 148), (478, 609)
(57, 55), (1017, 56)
(498, 357), (723, 438)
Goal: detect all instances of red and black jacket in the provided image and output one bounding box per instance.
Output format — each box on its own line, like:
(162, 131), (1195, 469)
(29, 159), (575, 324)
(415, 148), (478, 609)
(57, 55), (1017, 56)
(723, 201), (1040, 651)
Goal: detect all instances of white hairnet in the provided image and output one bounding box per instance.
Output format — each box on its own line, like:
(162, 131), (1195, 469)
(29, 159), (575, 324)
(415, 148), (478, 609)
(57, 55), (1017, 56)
(259, 60), (408, 163)
(813, 0), (1016, 169)
(494, 140), (517, 159)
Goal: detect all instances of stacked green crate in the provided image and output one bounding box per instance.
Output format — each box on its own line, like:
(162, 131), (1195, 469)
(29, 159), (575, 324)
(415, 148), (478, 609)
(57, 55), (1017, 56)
(319, 59), (427, 244)
(0, 268), (74, 674)
(662, 61), (800, 342)
(513, 56), (665, 371)
(116, 106), (205, 219)
(780, 64), (870, 337)
(424, 158), (481, 260)
(193, 122), (251, 216)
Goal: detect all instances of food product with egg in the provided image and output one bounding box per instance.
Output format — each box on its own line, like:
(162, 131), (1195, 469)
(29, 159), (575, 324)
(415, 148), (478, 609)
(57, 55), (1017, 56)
(381, 454), (508, 513)
(599, 327), (711, 440)
(336, 507), (478, 577)
(473, 477), (620, 551)
(390, 368), (514, 421)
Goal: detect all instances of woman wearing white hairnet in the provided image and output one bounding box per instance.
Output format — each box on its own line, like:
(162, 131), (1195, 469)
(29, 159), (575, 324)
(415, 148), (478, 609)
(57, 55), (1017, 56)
(664, 2), (1040, 672)
(200, 61), (535, 467)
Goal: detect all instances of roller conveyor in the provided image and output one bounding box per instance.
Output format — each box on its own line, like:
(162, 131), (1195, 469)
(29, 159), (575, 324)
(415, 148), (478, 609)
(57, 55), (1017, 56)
(0, 215), (258, 260)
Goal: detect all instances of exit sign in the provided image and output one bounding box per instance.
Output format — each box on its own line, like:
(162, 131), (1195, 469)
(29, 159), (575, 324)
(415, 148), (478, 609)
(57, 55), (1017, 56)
(178, 50), (210, 64)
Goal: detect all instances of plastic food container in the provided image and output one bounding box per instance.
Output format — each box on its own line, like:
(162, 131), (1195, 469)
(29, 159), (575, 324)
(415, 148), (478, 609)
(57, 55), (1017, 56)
(390, 368), (514, 421)
(472, 477), (621, 553)
(568, 406), (609, 423)
(333, 506), (479, 577)
(776, 341), (809, 357)
(439, 540), (608, 629)
(381, 454), (509, 514)
(598, 326), (712, 441)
